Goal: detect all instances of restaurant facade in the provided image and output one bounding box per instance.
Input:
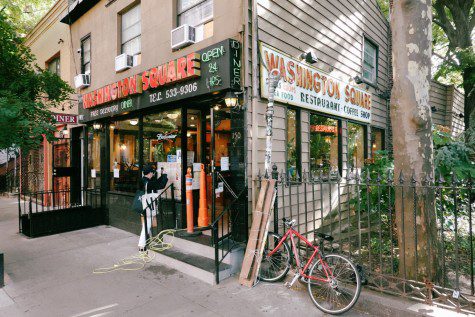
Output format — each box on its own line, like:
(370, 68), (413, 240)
(23, 0), (465, 269)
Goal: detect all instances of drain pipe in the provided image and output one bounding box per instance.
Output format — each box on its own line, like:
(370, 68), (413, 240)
(251, 0), (259, 209)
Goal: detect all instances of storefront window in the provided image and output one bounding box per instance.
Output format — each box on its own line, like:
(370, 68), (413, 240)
(371, 128), (384, 157)
(286, 109), (300, 180)
(143, 109), (182, 198)
(110, 119), (139, 192)
(310, 115), (339, 177)
(347, 122), (366, 170)
(87, 127), (101, 189)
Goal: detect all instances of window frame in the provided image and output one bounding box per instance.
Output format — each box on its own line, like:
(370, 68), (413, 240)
(177, 0), (213, 27)
(370, 127), (385, 157)
(361, 35), (379, 87)
(346, 120), (368, 171)
(308, 112), (343, 177)
(285, 107), (302, 182)
(80, 34), (91, 76)
(46, 53), (61, 76)
(120, 3), (141, 57)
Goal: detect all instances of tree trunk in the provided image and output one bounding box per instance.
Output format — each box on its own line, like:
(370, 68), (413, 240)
(463, 66), (475, 135)
(390, 0), (439, 282)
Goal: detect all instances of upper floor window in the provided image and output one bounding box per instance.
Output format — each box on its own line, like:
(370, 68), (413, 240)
(178, 0), (213, 26)
(121, 4), (141, 56)
(362, 37), (378, 84)
(81, 35), (91, 75)
(178, 0), (213, 41)
(47, 56), (60, 76)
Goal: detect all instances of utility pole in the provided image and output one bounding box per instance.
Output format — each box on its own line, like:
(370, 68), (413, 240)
(264, 69), (281, 176)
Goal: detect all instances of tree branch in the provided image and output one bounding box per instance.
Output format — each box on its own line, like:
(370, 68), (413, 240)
(433, 1), (458, 45)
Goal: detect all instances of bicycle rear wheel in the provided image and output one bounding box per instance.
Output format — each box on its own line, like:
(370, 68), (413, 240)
(258, 232), (291, 282)
(307, 253), (361, 315)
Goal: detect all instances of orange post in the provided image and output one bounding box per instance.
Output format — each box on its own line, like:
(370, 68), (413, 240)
(186, 168), (194, 233)
(198, 164), (209, 227)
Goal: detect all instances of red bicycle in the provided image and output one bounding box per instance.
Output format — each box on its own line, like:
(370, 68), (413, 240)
(258, 218), (361, 315)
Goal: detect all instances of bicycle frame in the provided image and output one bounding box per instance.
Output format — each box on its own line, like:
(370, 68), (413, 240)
(267, 227), (333, 282)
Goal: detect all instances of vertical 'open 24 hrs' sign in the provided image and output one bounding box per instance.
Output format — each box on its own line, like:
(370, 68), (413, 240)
(259, 42), (372, 124)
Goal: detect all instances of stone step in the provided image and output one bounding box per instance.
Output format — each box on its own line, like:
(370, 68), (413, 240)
(151, 248), (232, 285)
(163, 233), (242, 265)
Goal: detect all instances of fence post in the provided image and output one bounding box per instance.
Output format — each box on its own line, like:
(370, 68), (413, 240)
(272, 164), (279, 233)
(0, 252), (3, 287)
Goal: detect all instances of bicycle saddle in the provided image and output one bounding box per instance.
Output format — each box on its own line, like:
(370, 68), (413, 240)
(315, 232), (334, 242)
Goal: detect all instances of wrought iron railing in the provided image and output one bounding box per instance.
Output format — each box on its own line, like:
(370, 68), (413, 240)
(256, 166), (474, 314)
(211, 171), (246, 284)
(144, 183), (176, 238)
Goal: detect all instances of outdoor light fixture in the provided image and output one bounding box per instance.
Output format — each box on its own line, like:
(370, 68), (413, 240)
(459, 113), (465, 118)
(224, 91), (238, 108)
(299, 50), (318, 64)
(129, 119), (138, 126)
(93, 122), (101, 130)
(62, 126), (69, 135)
(353, 75), (363, 84)
(167, 113), (179, 120)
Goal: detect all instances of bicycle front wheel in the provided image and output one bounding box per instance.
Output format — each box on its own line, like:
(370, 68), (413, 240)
(307, 253), (361, 315)
(258, 232), (291, 282)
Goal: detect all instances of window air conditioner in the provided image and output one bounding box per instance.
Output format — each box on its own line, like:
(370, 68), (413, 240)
(115, 53), (133, 72)
(74, 74), (90, 89)
(171, 24), (195, 50)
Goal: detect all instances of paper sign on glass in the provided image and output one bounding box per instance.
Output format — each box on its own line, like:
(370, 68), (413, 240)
(113, 168), (120, 178)
(221, 156), (229, 171)
(91, 169), (96, 178)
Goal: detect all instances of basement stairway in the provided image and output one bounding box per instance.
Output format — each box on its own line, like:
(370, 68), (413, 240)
(152, 233), (244, 285)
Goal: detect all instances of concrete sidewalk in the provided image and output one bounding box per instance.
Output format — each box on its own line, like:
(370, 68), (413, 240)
(0, 197), (463, 316)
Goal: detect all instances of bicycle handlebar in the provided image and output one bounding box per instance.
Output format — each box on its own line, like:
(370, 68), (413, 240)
(282, 217), (296, 227)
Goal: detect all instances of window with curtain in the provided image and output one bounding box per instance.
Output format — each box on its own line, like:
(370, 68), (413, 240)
(81, 35), (91, 75)
(121, 4), (141, 56)
(310, 114), (339, 178)
(347, 122), (366, 170)
(286, 108), (300, 181)
(47, 56), (60, 76)
(109, 118), (139, 192)
(363, 37), (378, 84)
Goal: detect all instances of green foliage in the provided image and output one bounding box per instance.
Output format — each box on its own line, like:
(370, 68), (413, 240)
(0, 0), (56, 36)
(376, 0), (389, 20)
(433, 128), (475, 179)
(0, 11), (73, 151)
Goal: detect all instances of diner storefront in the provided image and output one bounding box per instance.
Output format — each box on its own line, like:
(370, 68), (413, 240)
(78, 39), (246, 236)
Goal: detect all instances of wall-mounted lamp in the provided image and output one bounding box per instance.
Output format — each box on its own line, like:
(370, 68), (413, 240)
(459, 113), (465, 118)
(224, 91), (238, 108)
(353, 75), (363, 84)
(299, 50), (318, 64)
(62, 126), (69, 136)
(93, 122), (102, 130)
(58, 38), (64, 44)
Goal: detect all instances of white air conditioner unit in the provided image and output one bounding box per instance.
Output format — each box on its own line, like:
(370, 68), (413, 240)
(171, 24), (195, 50)
(115, 53), (133, 72)
(74, 74), (90, 89)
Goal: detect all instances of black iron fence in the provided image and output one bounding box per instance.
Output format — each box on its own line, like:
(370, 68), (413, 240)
(256, 166), (474, 314)
(18, 188), (105, 237)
